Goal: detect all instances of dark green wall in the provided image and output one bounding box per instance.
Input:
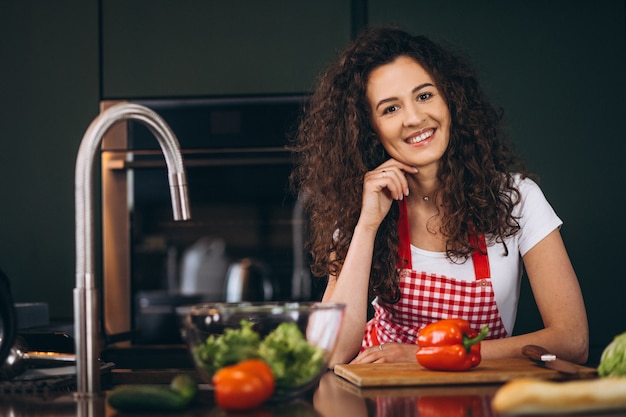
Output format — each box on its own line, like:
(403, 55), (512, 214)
(0, 1), (99, 321)
(0, 1), (624, 366)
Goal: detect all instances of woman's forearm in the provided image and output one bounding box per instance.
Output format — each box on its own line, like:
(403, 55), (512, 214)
(324, 222), (380, 365)
(500, 230), (590, 364)
(481, 326), (589, 364)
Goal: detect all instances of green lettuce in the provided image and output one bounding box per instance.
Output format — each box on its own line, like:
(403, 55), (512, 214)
(194, 319), (324, 391)
(259, 322), (324, 390)
(194, 320), (261, 376)
(598, 331), (626, 377)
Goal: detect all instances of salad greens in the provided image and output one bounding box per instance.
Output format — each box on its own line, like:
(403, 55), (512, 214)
(194, 320), (261, 376)
(598, 331), (626, 377)
(194, 319), (324, 390)
(259, 322), (325, 389)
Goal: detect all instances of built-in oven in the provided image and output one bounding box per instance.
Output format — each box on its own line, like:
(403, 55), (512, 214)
(100, 95), (322, 345)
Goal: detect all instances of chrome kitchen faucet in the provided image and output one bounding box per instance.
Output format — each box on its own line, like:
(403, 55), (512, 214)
(74, 103), (191, 396)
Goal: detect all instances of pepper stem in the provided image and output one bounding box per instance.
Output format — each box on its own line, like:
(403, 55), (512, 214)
(462, 325), (490, 352)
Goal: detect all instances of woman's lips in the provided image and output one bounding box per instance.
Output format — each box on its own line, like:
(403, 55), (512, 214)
(405, 128), (435, 145)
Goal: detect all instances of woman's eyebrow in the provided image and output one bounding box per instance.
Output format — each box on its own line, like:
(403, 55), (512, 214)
(375, 83), (436, 110)
(413, 82), (435, 93)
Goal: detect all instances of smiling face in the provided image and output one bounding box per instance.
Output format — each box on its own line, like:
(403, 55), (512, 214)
(367, 56), (451, 171)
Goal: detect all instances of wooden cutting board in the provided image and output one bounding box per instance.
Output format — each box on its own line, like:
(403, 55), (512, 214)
(334, 358), (597, 387)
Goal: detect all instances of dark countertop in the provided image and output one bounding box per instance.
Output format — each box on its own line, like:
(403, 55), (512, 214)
(0, 371), (490, 417)
(0, 338), (618, 417)
(2, 369), (626, 417)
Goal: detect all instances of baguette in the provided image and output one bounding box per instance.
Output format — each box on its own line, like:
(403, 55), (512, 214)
(491, 377), (626, 415)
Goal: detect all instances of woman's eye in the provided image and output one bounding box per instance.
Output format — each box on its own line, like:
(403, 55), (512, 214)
(417, 92), (433, 101)
(382, 104), (400, 115)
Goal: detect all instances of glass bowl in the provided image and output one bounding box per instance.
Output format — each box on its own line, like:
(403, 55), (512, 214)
(177, 302), (345, 400)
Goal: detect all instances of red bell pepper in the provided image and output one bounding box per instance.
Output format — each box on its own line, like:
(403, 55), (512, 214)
(415, 318), (489, 371)
(416, 395), (487, 417)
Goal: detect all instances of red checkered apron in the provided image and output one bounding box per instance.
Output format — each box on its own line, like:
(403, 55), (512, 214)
(361, 200), (508, 350)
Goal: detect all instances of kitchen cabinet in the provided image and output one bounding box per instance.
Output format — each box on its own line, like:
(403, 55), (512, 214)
(101, 0), (352, 98)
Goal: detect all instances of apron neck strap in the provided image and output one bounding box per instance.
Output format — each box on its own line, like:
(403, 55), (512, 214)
(470, 234), (491, 279)
(397, 199), (412, 269)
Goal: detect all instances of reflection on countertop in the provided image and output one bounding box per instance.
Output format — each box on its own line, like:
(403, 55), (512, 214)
(314, 371), (499, 417)
(0, 390), (319, 417)
(2, 370), (626, 417)
(0, 370), (501, 417)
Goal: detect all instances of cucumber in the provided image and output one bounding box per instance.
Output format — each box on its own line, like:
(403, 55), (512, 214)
(170, 374), (198, 401)
(108, 375), (197, 412)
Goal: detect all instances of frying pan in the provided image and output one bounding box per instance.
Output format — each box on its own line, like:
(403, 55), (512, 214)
(0, 267), (16, 368)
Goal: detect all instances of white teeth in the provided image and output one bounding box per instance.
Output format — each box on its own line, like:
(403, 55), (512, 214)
(406, 130), (433, 144)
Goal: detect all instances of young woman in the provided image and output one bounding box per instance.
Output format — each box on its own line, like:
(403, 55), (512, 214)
(290, 27), (588, 366)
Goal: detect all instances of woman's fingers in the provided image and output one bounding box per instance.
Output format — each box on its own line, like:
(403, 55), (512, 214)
(366, 164), (415, 201)
(359, 162), (417, 228)
(350, 343), (386, 364)
(350, 343), (418, 364)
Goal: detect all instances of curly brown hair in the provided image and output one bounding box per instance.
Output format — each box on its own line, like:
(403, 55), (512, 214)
(290, 27), (526, 303)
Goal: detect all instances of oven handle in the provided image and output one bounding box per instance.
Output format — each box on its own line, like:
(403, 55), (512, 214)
(104, 147), (292, 169)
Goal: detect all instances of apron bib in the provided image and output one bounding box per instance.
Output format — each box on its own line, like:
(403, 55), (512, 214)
(362, 200), (508, 350)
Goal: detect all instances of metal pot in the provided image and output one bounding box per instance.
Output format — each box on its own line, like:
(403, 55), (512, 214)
(0, 268), (16, 368)
(0, 336), (76, 381)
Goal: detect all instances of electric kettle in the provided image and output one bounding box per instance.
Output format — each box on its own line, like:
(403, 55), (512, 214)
(0, 267), (16, 367)
(225, 258), (274, 302)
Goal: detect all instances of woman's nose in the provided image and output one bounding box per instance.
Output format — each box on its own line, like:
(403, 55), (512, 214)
(403, 103), (425, 127)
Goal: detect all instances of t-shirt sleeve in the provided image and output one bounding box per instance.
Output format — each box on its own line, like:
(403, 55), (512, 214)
(515, 177), (563, 257)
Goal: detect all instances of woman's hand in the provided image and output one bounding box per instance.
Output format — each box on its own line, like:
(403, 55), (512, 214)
(359, 160), (418, 230)
(350, 342), (418, 364)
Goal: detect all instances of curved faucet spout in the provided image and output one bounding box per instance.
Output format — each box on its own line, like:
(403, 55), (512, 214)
(74, 103), (191, 396)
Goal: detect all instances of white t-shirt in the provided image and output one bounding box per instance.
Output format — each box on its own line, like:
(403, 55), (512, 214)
(409, 175), (562, 335)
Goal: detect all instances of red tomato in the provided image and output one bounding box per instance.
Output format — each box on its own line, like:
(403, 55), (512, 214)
(212, 360), (275, 411)
(234, 359), (275, 395)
